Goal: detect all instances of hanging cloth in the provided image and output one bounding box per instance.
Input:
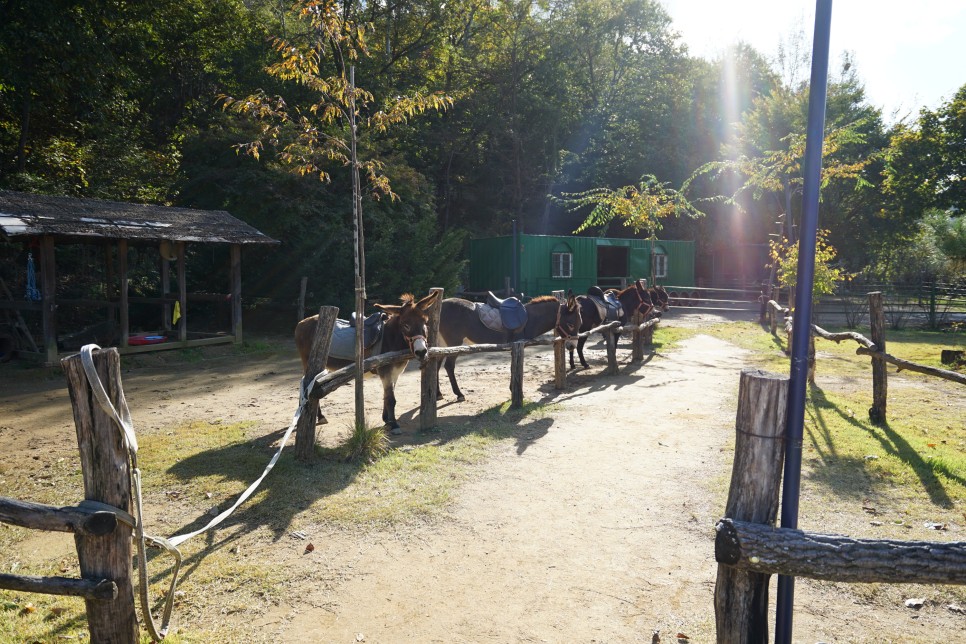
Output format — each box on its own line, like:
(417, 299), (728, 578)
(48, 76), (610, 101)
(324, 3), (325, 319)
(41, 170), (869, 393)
(172, 300), (181, 326)
(25, 253), (42, 301)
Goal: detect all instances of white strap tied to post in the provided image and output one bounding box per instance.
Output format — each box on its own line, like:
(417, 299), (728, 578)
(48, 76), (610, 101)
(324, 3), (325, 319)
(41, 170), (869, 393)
(78, 344), (305, 641)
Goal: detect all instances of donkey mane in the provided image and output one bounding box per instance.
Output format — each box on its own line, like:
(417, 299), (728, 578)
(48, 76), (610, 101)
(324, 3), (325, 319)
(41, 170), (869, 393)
(528, 295), (559, 304)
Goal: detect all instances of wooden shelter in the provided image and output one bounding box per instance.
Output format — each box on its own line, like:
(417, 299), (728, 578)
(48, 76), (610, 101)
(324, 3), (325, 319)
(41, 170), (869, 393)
(0, 190), (278, 364)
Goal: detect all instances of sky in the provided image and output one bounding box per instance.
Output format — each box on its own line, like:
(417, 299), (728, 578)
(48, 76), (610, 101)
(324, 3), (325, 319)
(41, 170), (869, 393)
(659, 0), (966, 123)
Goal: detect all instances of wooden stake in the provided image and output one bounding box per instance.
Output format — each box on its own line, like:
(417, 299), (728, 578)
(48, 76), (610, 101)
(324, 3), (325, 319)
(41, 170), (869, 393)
(61, 348), (138, 643)
(420, 288), (444, 430)
(295, 306), (338, 461)
(510, 340), (524, 408)
(868, 291), (887, 424)
(714, 368), (788, 644)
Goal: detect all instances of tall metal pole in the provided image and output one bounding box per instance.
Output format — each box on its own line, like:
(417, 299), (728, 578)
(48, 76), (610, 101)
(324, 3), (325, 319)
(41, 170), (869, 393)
(775, 2), (833, 642)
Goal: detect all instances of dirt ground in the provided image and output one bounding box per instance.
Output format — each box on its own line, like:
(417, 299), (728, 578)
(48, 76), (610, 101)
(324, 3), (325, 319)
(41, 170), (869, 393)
(1, 311), (963, 642)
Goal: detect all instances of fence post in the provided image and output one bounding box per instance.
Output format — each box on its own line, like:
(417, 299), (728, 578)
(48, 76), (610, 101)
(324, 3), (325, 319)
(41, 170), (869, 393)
(604, 327), (618, 375)
(61, 348), (139, 643)
(868, 291), (887, 424)
(295, 306), (338, 461)
(510, 340), (525, 408)
(553, 338), (566, 390)
(715, 369), (788, 644)
(420, 288), (444, 430)
(631, 312), (644, 362)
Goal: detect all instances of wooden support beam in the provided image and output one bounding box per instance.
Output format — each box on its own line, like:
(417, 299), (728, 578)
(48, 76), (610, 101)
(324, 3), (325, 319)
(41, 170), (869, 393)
(420, 288), (444, 431)
(118, 240), (129, 349)
(177, 241), (187, 343)
(715, 369), (788, 644)
(0, 573), (117, 601)
(230, 244), (242, 344)
(40, 235), (58, 364)
(61, 348), (138, 643)
(716, 518), (966, 585)
(161, 254), (171, 333)
(295, 306), (338, 461)
(298, 276), (308, 323)
(0, 497), (118, 537)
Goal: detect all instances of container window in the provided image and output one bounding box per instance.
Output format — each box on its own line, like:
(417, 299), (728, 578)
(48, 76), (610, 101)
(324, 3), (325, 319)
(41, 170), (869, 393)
(552, 252), (573, 278)
(653, 253), (668, 279)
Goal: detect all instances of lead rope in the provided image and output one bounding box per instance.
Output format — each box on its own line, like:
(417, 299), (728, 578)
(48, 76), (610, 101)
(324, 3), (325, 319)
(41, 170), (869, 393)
(79, 344), (305, 641)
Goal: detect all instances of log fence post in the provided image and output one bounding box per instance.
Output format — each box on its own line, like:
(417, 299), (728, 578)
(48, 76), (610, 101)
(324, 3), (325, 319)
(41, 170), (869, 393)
(631, 311), (644, 362)
(510, 340), (525, 408)
(604, 327), (618, 375)
(868, 291), (887, 424)
(295, 306), (338, 461)
(714, 369), (788, 644)
(420, 288), (444, 430)
(61, 348), (139, 643)
(553, 338), (567, 390)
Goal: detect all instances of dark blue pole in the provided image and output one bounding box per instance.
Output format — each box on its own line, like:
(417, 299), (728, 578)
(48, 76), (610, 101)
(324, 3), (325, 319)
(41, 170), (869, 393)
(512, 219), (519, 294)
(775, 1), (833, 642)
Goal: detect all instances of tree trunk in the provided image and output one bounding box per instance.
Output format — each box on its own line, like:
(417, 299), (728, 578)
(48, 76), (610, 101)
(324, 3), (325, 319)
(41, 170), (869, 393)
(868, 291), (887, 424)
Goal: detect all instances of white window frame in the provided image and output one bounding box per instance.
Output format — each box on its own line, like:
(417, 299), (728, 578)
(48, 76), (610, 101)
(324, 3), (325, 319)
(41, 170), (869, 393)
(653, 252), (668, 279)
(552, 251), (573, 279)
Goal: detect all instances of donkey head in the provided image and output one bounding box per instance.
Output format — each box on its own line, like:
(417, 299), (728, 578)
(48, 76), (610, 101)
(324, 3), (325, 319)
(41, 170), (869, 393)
(374, 290), (440, 359)
(556, 290), (582, 341)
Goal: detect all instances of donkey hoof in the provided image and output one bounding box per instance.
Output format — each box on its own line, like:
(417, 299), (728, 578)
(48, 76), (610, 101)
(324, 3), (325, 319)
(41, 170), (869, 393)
(456, 395), (466, 403)
(390, 425), (402, 436)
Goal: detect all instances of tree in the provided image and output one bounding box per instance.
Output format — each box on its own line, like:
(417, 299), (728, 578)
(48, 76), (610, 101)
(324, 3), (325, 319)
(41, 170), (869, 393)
(769, 229), (846, 309)
(221, 0), (452, 429)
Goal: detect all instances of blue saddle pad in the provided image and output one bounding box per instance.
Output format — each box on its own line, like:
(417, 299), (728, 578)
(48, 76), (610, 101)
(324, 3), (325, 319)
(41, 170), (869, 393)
(329, 312), (385, 362)
(499, 298), (528, 333)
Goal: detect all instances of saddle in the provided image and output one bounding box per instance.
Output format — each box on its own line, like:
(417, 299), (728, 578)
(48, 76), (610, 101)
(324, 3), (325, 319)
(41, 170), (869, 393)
(477, 291), (528, 334)
(328, 312), (386, 362)
(586, 286), (623, 322)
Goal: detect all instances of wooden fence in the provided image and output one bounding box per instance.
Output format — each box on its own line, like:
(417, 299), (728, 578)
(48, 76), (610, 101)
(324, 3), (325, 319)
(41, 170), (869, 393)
(765, 291), (965, 424)
(715, 369), (966, 642)
(296, 288), (660, 456)
(0, 348), (139, 642)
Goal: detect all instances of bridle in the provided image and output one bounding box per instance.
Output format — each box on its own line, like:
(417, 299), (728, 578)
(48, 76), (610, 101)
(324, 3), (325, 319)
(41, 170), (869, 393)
(555, 301), (578, 339)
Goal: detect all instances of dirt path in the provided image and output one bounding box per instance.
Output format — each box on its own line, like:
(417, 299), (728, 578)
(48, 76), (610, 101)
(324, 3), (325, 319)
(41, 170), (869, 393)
(2, 317), (962, 642)
(262, 333), (745, 642)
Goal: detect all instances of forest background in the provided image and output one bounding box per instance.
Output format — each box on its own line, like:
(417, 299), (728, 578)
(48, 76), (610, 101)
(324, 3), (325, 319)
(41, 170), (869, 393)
(1, 0), (964, 318)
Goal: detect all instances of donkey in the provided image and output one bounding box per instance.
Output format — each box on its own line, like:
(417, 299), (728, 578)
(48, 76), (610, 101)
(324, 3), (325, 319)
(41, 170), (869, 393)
(295, 291), (440, 434)
(569, 282), (655, 370)
(437, 293), (582, 402)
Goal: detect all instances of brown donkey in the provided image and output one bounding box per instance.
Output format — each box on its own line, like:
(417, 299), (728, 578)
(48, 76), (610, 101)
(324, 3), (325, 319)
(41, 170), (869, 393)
(295, 291), (440, 433)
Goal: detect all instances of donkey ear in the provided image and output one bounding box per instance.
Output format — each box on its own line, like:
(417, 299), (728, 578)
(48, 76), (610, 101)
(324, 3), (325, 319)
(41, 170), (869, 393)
(415, 289), (441, 312)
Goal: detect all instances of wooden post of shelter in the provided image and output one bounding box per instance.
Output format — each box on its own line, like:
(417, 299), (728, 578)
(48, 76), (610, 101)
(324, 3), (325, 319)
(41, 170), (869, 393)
(161, 253), (172, 333)
(295, 306), (338, 461)
(176, 241), (187, 343)
(61, 348), (139, 643)
(714, 369), (788, 644)
(504, 276), (512, 297)
(230, 244), (242, 344)
(868, 291), (887, 424)
(298, 276), (308, 323)
(118, 240), (129, 349)
(41, 235), (58, 364)
(510, 340), (525, 409)
(420, 288), (444, 430)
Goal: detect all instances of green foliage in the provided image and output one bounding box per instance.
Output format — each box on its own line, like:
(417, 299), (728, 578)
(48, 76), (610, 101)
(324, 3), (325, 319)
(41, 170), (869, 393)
(555, 174), (702, 234)
(341, 421), (391, 463)
(769, 230), (847, 304)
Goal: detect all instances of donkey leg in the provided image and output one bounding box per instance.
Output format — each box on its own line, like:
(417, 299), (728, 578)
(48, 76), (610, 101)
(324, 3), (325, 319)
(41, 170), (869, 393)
(568, 344), (576, 370)
(379, 364), (404, 435)
(577, 336), (590, 369)
(443, 355), (465, 402)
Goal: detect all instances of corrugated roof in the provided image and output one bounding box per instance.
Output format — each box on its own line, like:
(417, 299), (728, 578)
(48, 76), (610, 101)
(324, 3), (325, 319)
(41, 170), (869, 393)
(0, 190), (278, 245)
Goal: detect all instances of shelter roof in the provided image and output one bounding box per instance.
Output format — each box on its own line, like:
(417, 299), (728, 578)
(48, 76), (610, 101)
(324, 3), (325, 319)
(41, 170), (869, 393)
(0, 190), (278, 245)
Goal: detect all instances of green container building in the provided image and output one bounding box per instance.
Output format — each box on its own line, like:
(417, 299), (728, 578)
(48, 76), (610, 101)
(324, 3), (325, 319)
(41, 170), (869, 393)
(467, 234), (695, 296)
